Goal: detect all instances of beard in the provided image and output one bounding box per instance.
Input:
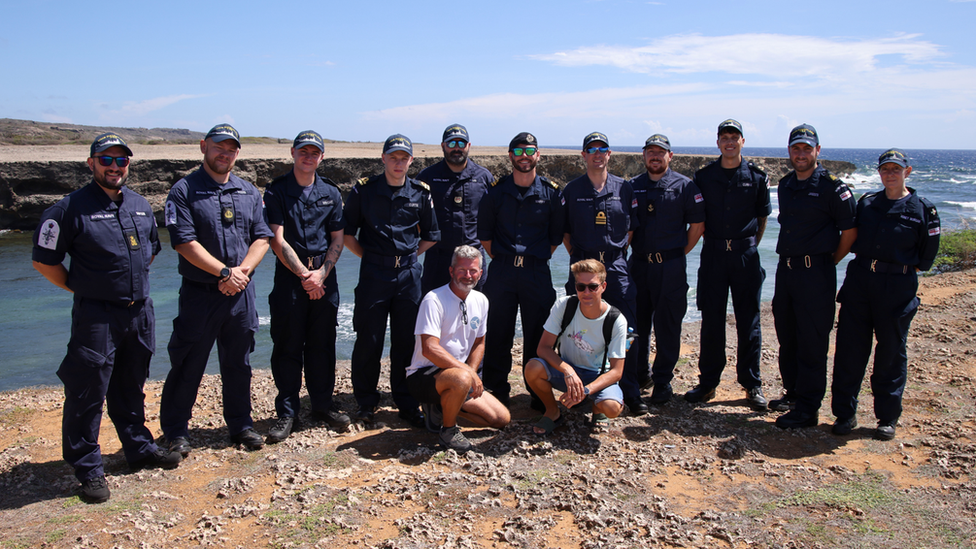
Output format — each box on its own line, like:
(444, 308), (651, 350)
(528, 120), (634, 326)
(512, 157), (537, 174)
(452, 276), (477, 293)
(205, 154), (235, 176)
(94, 170), (127, 191)
(645, 163), (666, 176)
(446, 149), (468, 167)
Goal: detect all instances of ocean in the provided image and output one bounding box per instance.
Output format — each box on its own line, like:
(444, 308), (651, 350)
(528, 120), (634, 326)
(2, 146), (974, 392)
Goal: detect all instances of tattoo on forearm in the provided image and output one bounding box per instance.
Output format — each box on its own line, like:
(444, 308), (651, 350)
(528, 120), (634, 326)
(320, 240), (342, 277)
(281, 244), (306, 275)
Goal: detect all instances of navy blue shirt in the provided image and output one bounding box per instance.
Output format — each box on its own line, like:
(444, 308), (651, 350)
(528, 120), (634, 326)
(164, 168), (273, 283)
(343, 174), (440, 256)
(693, 157), (772, 240)
(263, 171), (345, 258)
(562, 173), (637, 253)
(416, 159), (492, 251)
(630, 169), (705, 253)
(477, 175), (564, 260)
(852, 188), (940, 271)
(33, 182), (160, 303)
(776, 165), (857, 256)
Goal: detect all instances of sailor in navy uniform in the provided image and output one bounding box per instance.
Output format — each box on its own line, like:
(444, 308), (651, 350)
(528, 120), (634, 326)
(417, 124), (493, 294)
(161, 124), (273, 453)
(343, 134), (440, 428)
(772, 124), (857, 430)
(628, 134), (705, 406)
(478, 132), (565, 408)
(263, 130), (350, 443)
(686, 119), (771, 411)
(830, 148), (940, 441)
(32, 133), (180, 503)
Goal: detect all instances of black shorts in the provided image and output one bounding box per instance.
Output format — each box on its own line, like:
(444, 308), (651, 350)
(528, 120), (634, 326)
(407, 366), (441, 404)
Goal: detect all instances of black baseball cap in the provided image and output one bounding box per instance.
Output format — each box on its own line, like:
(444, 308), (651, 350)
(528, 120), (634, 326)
(717, 119), (743, 136)
(643, 134), (671, 151)
(442, 124), (469, 143)
(383, 134), (413, 155)
(788, 124), (819, 147)
(582, 132), (609, 150)
(878, 148), (909, 168)
(293, 130), (325, 152)
(509, 132), (538, 151)
(205, 123), (241, 147)
(90, 133), (133, 157)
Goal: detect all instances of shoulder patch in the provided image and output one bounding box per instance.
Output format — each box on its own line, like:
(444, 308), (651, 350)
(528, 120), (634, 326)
(164, 200), (177, 226)
(37, 219), (60, 250)
(357, 177), (370, 186)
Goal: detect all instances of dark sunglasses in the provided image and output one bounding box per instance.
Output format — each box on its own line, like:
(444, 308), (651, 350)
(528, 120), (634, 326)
(446, 140), (467, 149)
(575, 282), (602, 293)
(512, 147), (537, 156)
(95, 156), (130, 168)
(585, 146), (610, 154)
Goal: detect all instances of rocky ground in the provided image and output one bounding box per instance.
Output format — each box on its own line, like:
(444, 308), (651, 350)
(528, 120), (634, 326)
(1, 270), (975, 549)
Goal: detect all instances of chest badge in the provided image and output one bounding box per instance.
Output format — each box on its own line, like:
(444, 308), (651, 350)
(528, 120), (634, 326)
(454, 196), (463, 204)
(222, 204), (235, 222)
(123, 228), (141, 251)
(595, 211), (607, 225)
(647, 203), (655, 213)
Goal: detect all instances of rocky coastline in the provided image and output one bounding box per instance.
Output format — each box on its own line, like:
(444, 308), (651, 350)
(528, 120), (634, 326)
(0, 153), (854, 231)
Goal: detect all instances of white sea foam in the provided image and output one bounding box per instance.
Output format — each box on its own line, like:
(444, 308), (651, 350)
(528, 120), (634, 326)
(945, 201), (976, 210)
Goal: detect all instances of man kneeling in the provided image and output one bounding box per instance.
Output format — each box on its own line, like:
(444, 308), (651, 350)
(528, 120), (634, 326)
(407, 245), (511, 451)
(526, 259), (627, 435)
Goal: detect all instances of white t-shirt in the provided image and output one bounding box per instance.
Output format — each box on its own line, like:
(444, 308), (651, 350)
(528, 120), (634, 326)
(407, 284), (489, 376)
(543, 295), (628, 372)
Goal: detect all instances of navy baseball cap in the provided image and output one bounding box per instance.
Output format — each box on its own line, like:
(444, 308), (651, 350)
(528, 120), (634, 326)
(90, 133), (133, 157)
(205, 123), (241, 147)
(582, 132), (609, 150)
(789, 124), (819, 147)
(717, 119), (743, 136)
(293, 130), (325, 152)
(878, 148), (909, 168)
(442, 124), (469, 143)
(643, 134), (671, 151)
(509, 132), (538, 151)
(383, 134), (413, 155)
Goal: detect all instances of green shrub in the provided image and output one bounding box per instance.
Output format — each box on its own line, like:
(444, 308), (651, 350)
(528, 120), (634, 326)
(932, 228), (976, 273)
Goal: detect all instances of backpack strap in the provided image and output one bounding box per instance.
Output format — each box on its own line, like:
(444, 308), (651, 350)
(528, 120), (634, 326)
(600, 305), (621, 375)
(553, 296), (580, 353)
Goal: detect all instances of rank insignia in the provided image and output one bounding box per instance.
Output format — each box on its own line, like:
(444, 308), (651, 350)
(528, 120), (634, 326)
(222, 205), (234, 222)
(647, 203), (655, 213)
(595, 211), (607, 225)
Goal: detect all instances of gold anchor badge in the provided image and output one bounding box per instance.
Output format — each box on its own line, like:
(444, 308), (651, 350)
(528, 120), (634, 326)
(595, 211), (607, 225)
(128, 234), (138, 247)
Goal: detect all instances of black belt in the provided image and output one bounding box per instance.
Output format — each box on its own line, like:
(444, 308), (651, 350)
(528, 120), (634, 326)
(98, 298), (145, 308)
(572, 248), (625, 264)
(182, 279), (221, 291)
(362, 251), (418, 269)
(300, 252), (327, 270)
(856, 255), (911, 274)
(779, 253), (831, 269)
(705, 236), (756, 251)
(494, 253), (546, 268)
(637, 247), (684, 264)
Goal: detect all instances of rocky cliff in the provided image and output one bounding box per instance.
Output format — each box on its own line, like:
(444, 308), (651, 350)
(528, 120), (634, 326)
(0, 154), (855, 230)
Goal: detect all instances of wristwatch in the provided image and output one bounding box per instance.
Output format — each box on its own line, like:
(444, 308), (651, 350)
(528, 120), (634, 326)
(219, 267), (231, 280)
(583, 386), (590, 396)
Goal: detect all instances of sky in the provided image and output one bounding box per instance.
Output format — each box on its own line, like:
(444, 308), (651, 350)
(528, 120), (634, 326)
(2, 1), (975, 150)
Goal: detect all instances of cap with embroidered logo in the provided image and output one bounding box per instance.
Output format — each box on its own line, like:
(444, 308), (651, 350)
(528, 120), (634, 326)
(383, 134), (413, 155)
(878, 148), (909, 169)
(90, 133), (133, 157)
(509, 132), (538, 151)
(582, 132), (609, 150)
(442, 124), (469, 144)
(293, 130), (325, 152)
(717, 119), (743, 136)
(643, 134), (671, 151)
(205, 124), (241, 147)
(789, 124), (819, 147)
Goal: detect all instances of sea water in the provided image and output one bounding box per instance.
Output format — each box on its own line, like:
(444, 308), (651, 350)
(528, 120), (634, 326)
(2, 147), (974, 391)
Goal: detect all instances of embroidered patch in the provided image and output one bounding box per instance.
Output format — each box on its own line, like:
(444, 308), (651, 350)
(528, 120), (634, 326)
(929, 227), (941, 236)
(839, 190), (852, 201)
(38, 219), (59, 250)
(631, 197), (638, 209)
(694, 193), (704, 203)
(165, 201), (177, 226)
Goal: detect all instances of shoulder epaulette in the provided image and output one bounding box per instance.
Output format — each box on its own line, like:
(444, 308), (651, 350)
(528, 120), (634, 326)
(321, 177), (339, 188)
(357, 177), (370, 186)
(746, 161), (766, 176)
(541, 177), (560, 190)
(490, 178), (500, 187)
(920, 196), (939, 219)
(413, 180), (431, 192)
(827, 173), (840, 182)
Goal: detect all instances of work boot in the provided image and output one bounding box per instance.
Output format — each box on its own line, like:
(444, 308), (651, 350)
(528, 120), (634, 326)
(80, 475), (110, 504)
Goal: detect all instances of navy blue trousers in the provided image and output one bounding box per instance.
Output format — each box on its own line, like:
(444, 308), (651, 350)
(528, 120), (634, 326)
(350, 262), (422, 412)
(831, 262), (919, 423)
(161, 282), (257, 439)
(58, 297), (157, 481)
(696, 244), (764, 389)
(481, 257), (556, 400)
(269, 266), (339, 418)
(772, 257), (836, 415)
(632, 255), (687, 388)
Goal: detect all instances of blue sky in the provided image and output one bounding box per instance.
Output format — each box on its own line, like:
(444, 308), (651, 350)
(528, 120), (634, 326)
(2, 1), (975, 150)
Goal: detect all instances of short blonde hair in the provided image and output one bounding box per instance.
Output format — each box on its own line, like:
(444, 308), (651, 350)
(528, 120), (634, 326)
(570, 259), (606, 283)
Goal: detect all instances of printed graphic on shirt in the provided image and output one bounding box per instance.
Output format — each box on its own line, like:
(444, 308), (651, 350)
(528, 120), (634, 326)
(38, 219), (60, 250)
(569, 329), (595, 354)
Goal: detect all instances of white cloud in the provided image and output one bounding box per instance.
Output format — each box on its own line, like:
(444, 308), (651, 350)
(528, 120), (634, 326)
(531, 33), (946, 79)
(111, 94), (206, 117)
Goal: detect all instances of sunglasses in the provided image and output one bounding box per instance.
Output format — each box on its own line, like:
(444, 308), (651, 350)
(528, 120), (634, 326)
(446, 140), (467, 149)
(511, 147), (538, 156)
(585, 147), (610, 154)
(575, 282), (602, 293)
(95, 156), (130, 168)
(459, 300), (468, 325)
